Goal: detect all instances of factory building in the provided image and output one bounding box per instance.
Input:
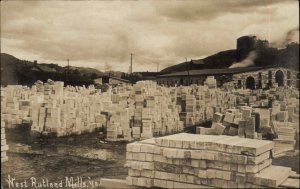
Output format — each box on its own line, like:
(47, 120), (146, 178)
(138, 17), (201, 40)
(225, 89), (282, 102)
(156, 66), (299, 89)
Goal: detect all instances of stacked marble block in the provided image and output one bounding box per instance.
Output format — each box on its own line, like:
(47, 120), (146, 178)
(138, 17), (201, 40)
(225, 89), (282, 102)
(125, 133), (291, 188)
(273, 122), (297, 155)
(271, 100), (299, 155)
(196, 107), (263, 139)
(1, 118), (9, 163)
(106, 87), (134, 141)
(30, 81), (107, 137)
(132, 82), (184, 138)
(177, 86), (237, 127)
(106, 81), (184, 141)
(1, 80), (184, 140)
(1, 80), (107, 137)
(197, 103), (298, 156)
(184, 94), (197, 126)
(235, 86), (299, 108)
(204, 76), (217, 89)
(106, 106), (132, 141)
(1, 86), (31, 129)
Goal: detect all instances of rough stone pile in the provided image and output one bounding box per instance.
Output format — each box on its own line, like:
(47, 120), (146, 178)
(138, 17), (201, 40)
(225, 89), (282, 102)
(125, 133), (292, 188)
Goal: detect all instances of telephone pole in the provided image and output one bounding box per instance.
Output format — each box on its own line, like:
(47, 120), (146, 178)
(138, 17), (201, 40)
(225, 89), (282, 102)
(157, 62), (159, 72)
(186, 58), (190, 86)
(130, 53), (133, 74)
(66, 58), (70, 83)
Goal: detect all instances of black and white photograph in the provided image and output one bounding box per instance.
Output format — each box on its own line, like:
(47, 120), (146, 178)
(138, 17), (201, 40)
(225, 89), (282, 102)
(1, 0), (299, 188)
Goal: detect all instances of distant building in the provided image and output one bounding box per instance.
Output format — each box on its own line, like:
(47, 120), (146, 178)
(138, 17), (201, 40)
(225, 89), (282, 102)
(94, 76), (131, 86)
(30, 61), (57, 73)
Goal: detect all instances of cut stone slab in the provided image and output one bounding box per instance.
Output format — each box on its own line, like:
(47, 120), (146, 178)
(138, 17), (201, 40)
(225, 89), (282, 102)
(289, 171), (300, 179)
(154, 133), (274, 156)
(100, 178), (139, 189)
(279, 178), (300, 188)
(253, 165), (291, 187)
(196, 127), (216, 135)
(233, 138), (274, 156)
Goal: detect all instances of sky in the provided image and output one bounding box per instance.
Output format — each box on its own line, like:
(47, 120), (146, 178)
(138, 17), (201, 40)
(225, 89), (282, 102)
(1, 0), (299, 72)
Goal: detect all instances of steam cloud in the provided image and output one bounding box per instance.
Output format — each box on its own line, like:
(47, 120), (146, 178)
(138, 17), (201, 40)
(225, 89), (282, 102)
(270, 27), (299, 48)
(229, 51), (257, 68)
(284, 27), (299, 45)
(104, 62), (113, 72)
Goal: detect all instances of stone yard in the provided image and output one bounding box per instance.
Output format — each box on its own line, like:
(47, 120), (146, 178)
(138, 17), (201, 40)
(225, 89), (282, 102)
(1, 79), (299, 188)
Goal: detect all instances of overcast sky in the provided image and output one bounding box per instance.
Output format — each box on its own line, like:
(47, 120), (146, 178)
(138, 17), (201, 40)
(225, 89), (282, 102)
(1, 0), (299, 72)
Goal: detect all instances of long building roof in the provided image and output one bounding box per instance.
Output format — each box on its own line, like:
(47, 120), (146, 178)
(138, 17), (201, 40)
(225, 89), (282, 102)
(107, 76), (131, 83)
(158, 66), (277, 77)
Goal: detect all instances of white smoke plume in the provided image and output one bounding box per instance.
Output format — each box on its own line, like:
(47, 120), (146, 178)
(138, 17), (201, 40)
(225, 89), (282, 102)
(284, 27), (299, 45)
(229, 51), (257, 69)
(270, 27), (299, 48)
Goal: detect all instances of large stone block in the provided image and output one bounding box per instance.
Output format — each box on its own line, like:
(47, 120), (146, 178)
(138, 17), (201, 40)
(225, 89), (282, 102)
(211, 122), (225, 135)
(224, 112), (235, 124)
(212, 112), (224, 123)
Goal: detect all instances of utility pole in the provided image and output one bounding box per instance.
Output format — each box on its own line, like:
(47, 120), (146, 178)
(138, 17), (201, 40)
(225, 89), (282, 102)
(66, 58), (70, 83)
(157, 62), (159, 72)
(130, 53), (133, 74)
(186, 58), (190, 86)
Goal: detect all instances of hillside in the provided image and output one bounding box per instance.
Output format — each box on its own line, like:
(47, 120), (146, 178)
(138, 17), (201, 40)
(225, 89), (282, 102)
(160, 43), (299, 74)
(0, 53), (105, 86)
(1, 41), (298, 85)
(161, 50), (237, 74)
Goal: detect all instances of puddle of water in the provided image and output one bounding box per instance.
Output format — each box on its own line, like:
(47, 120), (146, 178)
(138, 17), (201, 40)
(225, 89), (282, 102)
(56, 145), (114, 161)
(81, 149), (113, 160)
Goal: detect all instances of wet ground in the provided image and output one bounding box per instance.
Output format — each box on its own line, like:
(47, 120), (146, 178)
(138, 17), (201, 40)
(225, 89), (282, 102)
(1, 126), (299, 189)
